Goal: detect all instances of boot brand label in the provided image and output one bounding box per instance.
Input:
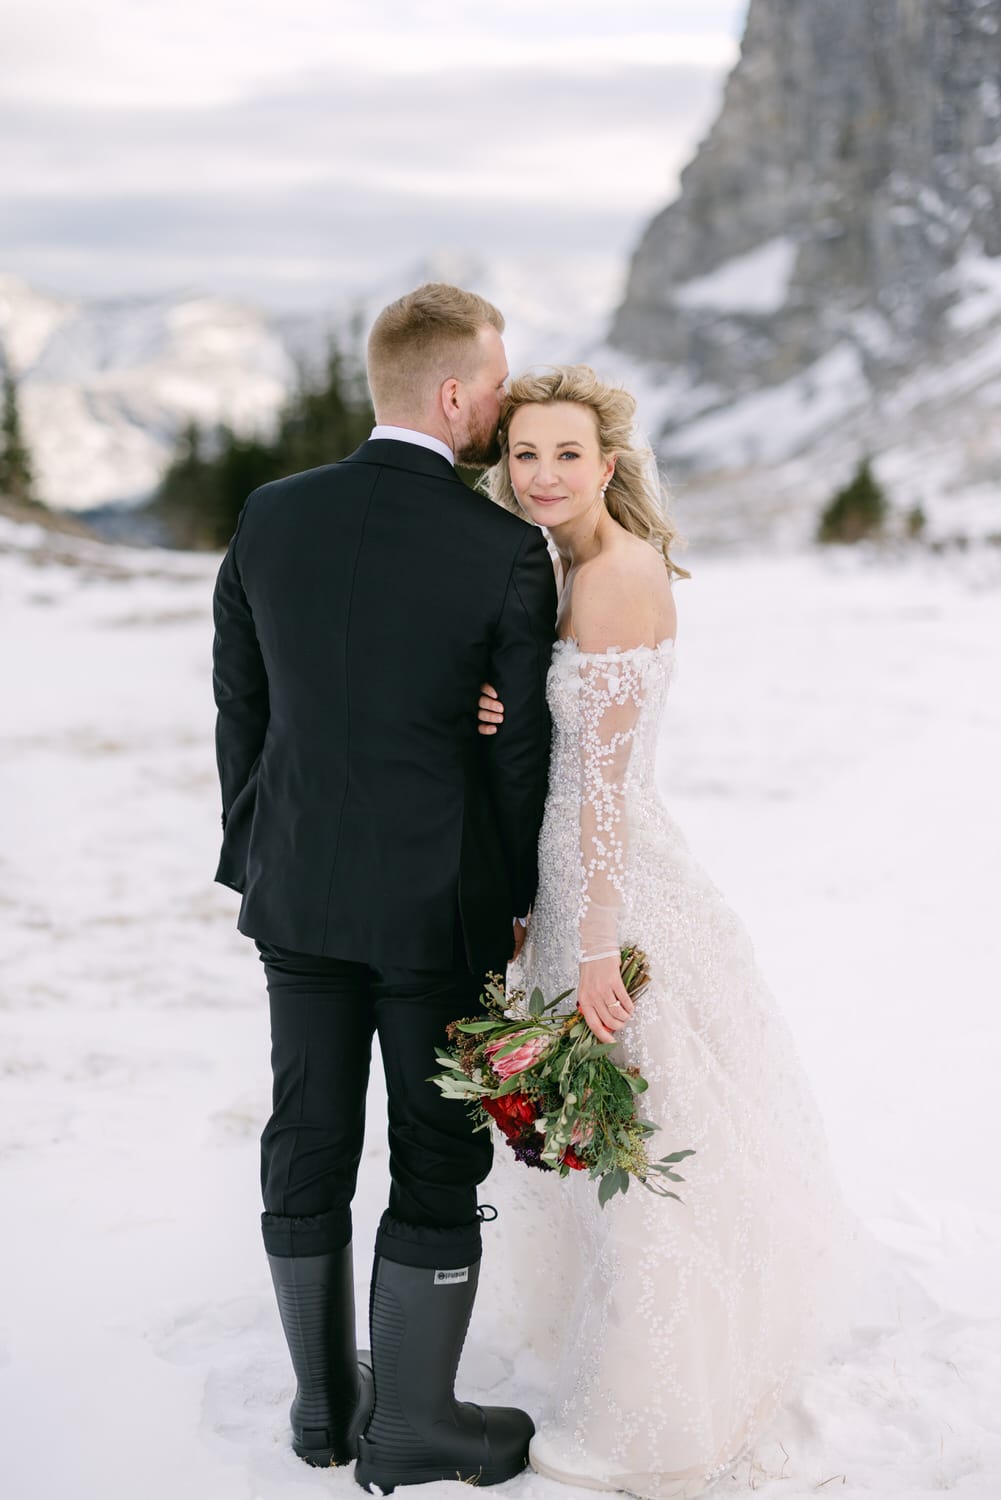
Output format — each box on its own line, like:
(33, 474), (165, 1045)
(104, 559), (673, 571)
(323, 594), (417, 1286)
(433, 1267), (469, 1285)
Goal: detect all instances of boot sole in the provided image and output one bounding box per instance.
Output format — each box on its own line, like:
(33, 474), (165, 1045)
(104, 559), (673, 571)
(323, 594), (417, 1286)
(295, 1445), (351, 1467)
(355, 1449), (529, 1493)
(293, 1357), (374, 1469)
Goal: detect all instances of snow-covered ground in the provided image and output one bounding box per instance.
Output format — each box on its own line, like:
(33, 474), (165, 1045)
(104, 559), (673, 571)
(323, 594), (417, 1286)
(1, 516), (1000, 1498)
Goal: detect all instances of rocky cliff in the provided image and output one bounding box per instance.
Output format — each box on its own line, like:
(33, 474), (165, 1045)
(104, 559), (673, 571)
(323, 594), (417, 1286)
(610, 0), (1001, 543)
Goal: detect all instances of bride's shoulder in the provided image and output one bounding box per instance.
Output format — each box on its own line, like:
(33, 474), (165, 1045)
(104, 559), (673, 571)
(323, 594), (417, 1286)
(577, 530), (669, 588)
(572, 537), (674, 652)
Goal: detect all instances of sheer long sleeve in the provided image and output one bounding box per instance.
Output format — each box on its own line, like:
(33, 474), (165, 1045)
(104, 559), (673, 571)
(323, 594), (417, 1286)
(577, 652), (646, 963)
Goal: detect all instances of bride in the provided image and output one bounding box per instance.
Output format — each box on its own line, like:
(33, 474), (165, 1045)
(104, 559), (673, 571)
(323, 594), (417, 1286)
(475, 365), (863, 1498)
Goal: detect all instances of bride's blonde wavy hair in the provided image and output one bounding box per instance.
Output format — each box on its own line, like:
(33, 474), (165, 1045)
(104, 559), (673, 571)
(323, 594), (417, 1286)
(483, 364), (690, 580)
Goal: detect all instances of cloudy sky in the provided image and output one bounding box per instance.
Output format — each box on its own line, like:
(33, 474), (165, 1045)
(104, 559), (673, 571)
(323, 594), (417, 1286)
(2, 0), (748, 311)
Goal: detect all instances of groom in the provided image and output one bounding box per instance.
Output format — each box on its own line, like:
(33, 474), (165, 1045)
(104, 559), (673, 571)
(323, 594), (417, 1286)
(212, 283), (556, 1491)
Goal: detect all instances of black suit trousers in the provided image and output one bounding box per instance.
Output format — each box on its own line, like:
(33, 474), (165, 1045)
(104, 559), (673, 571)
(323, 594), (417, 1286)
(258, 932), (498, 1267)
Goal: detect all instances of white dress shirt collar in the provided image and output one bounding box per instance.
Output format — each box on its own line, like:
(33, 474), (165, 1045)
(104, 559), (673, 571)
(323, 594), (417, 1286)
(369, 425), (455, 467)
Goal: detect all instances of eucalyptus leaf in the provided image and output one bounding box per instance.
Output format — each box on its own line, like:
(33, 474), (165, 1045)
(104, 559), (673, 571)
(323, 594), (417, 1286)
(597, 1172), (619, 1208)
(434, 1078), (484, 1096)
(494, 1074), (528, 1096)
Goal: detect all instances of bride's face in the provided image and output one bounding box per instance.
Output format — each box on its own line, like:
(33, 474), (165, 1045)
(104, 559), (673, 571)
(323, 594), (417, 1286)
(507, 401), (613, 528)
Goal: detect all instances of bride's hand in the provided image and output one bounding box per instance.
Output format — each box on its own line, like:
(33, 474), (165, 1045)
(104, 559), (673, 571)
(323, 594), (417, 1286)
(577, 956), (634, 1043)
(477, 682), (506, 736)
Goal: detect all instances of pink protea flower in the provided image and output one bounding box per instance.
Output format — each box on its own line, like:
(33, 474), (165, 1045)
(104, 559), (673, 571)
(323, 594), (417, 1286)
(485, 1030), (550, 1080)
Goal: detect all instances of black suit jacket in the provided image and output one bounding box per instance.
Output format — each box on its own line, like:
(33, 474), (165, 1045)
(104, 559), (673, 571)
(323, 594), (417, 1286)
(212, 439), (557, 971)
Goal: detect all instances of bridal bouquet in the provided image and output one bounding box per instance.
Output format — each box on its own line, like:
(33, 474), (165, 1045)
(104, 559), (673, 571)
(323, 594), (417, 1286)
(431, 946), (694, 1207)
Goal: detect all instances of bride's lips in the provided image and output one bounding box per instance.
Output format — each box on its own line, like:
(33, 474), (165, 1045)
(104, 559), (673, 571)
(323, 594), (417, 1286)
(528, 493), (567, 505)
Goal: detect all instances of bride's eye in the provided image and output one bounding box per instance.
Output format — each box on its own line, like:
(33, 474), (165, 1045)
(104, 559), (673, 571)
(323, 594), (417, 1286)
(560, 451), (579, 461)
(513, 451), (536, 461)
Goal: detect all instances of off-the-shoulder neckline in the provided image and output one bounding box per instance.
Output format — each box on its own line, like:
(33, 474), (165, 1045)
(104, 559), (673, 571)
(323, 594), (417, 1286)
(553, 636), (676, 661)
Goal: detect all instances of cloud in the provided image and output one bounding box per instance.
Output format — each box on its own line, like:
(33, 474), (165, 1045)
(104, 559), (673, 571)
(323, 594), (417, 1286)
(0, 3), (747, 306)
(1, 174), (645, 311)
(1, 62), (722, 193)
(0, 1), (744, 105)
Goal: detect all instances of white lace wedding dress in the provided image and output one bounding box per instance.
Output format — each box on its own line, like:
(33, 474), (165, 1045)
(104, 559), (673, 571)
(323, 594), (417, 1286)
(496, 633), (865, 1499)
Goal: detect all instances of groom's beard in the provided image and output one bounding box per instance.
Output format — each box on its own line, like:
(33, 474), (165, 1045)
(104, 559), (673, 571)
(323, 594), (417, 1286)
(455, 412), (502, 469)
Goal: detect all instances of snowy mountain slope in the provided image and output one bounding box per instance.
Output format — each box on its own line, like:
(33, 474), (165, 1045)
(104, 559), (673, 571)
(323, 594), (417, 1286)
(594, 301), (1001, 548)
(4, 236), (999, 545)
(0, 273), (295, 510)
(0, 257), (620, 515)
(2, 512), (1000, 1496)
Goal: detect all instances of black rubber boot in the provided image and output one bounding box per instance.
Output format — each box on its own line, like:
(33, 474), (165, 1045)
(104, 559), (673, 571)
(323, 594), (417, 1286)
(267, 1243), (374, 1467)
(354, 1255), (534, 1493)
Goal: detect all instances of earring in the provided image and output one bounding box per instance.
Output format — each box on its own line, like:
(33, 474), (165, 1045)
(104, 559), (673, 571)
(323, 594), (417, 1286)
(600, 484), (608, 496)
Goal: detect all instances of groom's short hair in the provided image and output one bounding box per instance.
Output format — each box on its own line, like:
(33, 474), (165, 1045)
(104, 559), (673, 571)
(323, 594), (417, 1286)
(367, 283), (505, 417)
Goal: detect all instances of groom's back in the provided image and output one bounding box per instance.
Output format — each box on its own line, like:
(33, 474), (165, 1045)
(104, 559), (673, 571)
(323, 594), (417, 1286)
(213, 438), (555, 970)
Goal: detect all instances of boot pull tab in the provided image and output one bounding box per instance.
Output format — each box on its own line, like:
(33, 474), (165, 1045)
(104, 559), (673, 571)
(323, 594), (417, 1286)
(476, 1203), (498, 1223)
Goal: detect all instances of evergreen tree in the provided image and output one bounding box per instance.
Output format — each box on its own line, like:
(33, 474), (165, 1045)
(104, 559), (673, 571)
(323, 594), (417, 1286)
(0, 370), (36, 506)
(905, 504), (926, 539)
(817, 457), (888, 544)
(153, 334), (374, 550)
(277, 344), (374, 477)
(153, 421), (210, 547)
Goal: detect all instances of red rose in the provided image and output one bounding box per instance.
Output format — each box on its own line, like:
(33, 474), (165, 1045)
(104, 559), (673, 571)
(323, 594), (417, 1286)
(561, 1146), (588, 1171)
(507, 1093), (537, 1126)
(484, 1105), (520, 1142)
(489, 1092), (535, 1125)
(483, 1092), (536, 1140)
